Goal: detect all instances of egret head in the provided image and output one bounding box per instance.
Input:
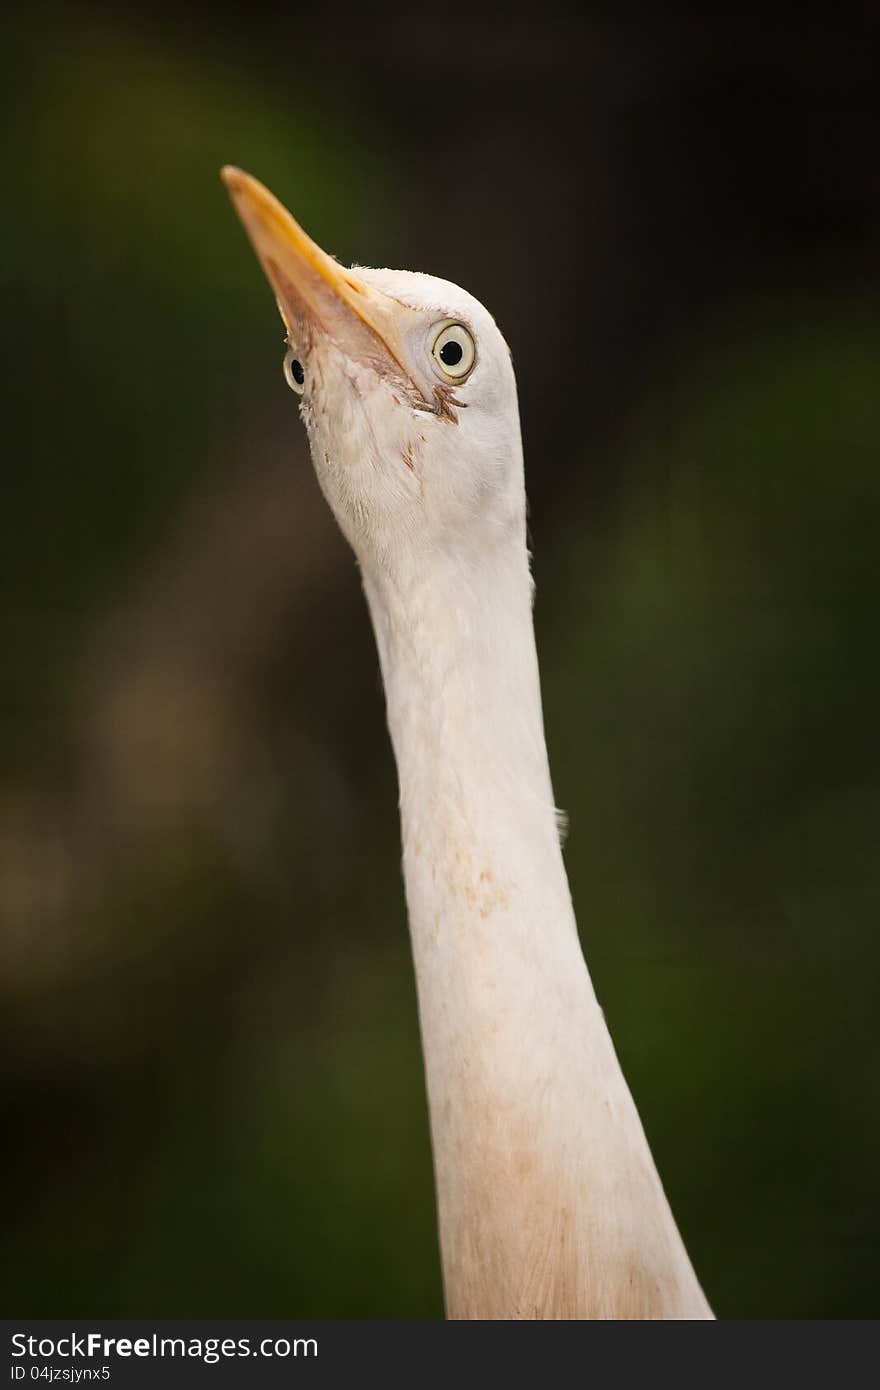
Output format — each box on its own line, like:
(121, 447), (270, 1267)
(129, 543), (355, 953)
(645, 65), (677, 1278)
(222, 168), (524, 579)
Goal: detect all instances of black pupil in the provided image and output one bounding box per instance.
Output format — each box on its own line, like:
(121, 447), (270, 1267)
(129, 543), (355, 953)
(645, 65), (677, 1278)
(291, 358), (305, 385)
(439, 340), (463, 367)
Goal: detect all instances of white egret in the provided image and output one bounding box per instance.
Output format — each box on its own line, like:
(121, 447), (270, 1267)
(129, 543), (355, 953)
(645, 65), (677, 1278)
(223, 167), (713, 1320)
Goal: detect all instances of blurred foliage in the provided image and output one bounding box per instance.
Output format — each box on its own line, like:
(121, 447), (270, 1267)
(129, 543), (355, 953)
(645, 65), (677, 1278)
(4, 3), (402, 780)
(545, 304), (879, 1316)
(2, 3), (878, 1319)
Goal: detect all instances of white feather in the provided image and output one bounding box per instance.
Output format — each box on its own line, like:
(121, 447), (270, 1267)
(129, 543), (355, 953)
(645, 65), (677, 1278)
(294, 265), (713, 1319)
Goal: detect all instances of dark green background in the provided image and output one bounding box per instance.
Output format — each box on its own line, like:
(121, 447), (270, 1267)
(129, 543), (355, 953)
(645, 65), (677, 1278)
(3, 5), (878, 1317)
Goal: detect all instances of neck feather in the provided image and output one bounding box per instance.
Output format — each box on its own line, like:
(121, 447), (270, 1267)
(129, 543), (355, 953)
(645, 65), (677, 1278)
(361, 530), (711, 1320)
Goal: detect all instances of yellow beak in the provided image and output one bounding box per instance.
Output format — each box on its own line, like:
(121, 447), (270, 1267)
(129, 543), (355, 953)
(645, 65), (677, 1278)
(221, 166), (417, 390)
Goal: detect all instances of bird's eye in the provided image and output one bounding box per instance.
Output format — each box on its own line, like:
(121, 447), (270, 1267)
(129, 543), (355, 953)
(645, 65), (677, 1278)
(430, 321), (476, 382)
(283, 347), (305, 394)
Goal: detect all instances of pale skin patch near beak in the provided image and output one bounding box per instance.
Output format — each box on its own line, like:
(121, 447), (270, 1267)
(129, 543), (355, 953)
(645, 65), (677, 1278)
(221, 166), (425, 401)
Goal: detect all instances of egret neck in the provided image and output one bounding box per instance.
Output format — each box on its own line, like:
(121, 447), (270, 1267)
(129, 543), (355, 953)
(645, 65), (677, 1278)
(363, 529), (709, 1319)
